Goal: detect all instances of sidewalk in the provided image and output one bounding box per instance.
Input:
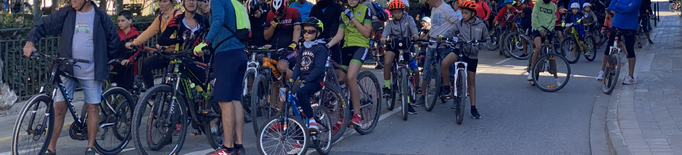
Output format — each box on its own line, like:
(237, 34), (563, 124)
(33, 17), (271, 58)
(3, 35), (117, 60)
(606, 15), (682, 155)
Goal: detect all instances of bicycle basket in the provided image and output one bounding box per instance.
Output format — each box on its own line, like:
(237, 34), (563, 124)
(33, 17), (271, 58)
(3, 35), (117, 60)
(390, 37), (411, 50)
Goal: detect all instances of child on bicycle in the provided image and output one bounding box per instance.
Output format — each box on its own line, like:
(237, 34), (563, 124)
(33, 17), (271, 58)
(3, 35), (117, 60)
(113, 10), (141, 91)
(494, 0), (518, 56)
(582, 3), (599, 47)
(563, 3), (590, 55)
(438, 1), (488, 119)
(290, 17), (328, 133)
(380, 0), (418, 114)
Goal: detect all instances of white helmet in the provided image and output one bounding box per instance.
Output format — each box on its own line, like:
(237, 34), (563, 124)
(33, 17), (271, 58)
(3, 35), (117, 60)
(583, 3), (591, 8)
(570, 2), (580, 9)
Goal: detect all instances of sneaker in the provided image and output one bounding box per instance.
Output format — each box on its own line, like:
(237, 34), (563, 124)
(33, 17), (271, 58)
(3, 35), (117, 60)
(407, 105), (417, 114)
(412, 96), (424, 107)
(286, 142), (303, 155)
(308, 121), (319, 133)
(441, 86), (452, 100)
(210, 147), (235, 155)
(84, 147), (97, 155)
(173, 124), (182, 136)
(527, 72), (533, 81)
(554, 79), (562, 88)
(623, 76), (636, 85)
(332, 121), (342, 133)
(44, 150), (56, 155)
(585, 51), (592, 56)
(375, 65), (383, 69)
(471, 107), (481, 119)
(234, 145), (245, 155)
(351, 114), (362, 126)
(520, 53), (528, 57)
(597, 71), (604, 81)
(382, 87), (390, 98)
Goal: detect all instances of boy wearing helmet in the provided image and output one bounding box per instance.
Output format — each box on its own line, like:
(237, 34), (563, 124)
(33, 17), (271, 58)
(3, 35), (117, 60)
(246, 0), (271, 46)
(438, 1), (489, 119)
(493, 0), (518, 56)
(290, 17), (329, 136)
(582, 3), (599, 47)
(563, 2), (590, 57)
(380, 0), (419, 113)
(264, 0), (302, 82)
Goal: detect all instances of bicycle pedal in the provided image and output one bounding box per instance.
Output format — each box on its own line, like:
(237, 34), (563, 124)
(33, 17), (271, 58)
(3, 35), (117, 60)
(310, 131), (317, 135)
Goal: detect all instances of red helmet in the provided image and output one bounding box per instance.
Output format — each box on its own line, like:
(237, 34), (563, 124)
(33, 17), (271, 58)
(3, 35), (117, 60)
(459, 1), (478, 12)
(388, 0), (406, 10)
(271, 0), (288, 16)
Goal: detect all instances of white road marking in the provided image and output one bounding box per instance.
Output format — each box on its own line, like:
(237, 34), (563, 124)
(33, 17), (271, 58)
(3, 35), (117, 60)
(495, 58), (513, 65)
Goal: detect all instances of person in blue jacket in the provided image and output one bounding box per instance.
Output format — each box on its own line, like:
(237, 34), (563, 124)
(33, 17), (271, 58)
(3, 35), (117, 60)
(563, 3), (590, 56)
(595, 0), (640, 85)
(290, 0), (314, 19)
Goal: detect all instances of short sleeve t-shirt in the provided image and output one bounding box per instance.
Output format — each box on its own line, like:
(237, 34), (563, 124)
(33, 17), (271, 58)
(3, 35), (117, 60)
(429, 3), (458, 39)
(264, 7), (302, 48)
(72, 8), (96, 80)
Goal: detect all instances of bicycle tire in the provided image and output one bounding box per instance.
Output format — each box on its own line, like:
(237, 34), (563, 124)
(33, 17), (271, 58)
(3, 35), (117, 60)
(354, 71), (382, 135)
(400, 68), (409, 121)
(561, 37), (580, 64)
(487, 30), (499, 51)
(386, 70), (397, 111)
(95, 87), (135, 155)
(131, 84), (188, 155)
(532, 53), (572, 92)
(251, 74), (274, 137)
(241, 70), (256, 123)
(313, 107), (333, 154)
(258, 114), (310, 155)
(11, 94), (54, 155)
(602, 54), (620, 94)
(203, 100), (224, 149)
(321, 83), (350, 143)
(455, 70), (466, 125)
(506, 32), (533, 60)
(584, 36), (597, 61)
(501, 31), (512, 58)
(424, 63), (439, 111)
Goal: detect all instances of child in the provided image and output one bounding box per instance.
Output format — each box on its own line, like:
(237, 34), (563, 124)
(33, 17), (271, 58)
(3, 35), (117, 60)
(290, 17), (329, 132)
(494, 0), (518, 56)
(380, 0), (418, 113)
(438, 1), (489, 119)
(601, 9), (614, 38)
(563, 3), (589, 55)
(114, 10), (141, 90)
(582, 3), (598, 47)
(518, 0), (532, 56)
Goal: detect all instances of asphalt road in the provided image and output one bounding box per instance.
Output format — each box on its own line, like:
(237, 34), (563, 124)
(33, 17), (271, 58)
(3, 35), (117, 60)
(0, 46), (608, 155)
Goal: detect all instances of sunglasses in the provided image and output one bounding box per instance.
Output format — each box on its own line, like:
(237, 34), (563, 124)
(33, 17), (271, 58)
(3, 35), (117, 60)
(302, 30), (318, 34)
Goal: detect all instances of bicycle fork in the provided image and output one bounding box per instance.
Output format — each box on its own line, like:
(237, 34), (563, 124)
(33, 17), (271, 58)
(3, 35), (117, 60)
(452, 62), (468, 97)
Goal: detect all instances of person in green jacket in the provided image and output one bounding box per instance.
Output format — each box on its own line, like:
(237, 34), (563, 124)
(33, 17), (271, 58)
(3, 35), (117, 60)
(527, 0), (557, 83)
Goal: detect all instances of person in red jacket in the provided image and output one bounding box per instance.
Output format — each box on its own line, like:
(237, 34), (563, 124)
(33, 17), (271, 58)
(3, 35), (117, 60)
(475, 0), (491, 20)
(494, 0), (517, 55)
(114, 10), (142, 91)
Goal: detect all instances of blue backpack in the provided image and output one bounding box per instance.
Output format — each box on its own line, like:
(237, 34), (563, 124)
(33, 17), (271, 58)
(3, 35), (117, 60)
(371, 2), (389, 21)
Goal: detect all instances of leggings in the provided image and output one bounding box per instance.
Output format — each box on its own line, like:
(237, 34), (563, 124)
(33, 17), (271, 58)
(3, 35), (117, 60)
(295, 80), (322, 119)
(142, 55), (207, 88)
(603, 28), (636, 58)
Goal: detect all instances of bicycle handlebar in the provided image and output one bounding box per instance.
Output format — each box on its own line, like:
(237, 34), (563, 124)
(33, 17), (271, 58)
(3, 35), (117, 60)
(30, 51), (91, 64)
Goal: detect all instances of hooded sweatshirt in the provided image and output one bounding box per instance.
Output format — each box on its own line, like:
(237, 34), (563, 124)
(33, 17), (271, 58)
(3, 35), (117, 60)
(381, 13), (419, 39)
(291, 39), (328, 83)
(609, 0), (641, 30)
(532, 1), (558, 31)
(443, 17), (490, 59)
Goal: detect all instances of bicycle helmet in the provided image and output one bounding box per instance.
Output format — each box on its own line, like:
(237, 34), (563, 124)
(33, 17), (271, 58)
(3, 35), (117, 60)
(504, 0), (513, 4)
(582, 2), (591, 8)
(388, 0), (406, 10)
(459, 1), (477, 12)
(246, 0), (260, 15)
(570, 2), (580, 9)
(271, 0), (288, 16)
(301, 17), (324, 32)
(421, 16), (431, 23)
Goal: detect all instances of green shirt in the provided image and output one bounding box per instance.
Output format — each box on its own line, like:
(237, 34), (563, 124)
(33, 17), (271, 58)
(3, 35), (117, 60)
(531, 2), (557, 31)
(339, 5), (372, 49)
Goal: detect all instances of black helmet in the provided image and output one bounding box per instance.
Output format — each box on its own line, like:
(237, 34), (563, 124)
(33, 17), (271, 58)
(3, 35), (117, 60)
(246, 0), (260, 15)
(301, 17), (324, 32)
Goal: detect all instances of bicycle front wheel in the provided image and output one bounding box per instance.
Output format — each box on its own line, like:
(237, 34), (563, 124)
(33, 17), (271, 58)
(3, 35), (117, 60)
(11, 94), (54, 155)
(354, 71), (382, 135)
(424, 63), (440, 111)
(561, 37), (580, 64)
(400, 68), (409, 121)
(251, 73), (276, 137)
(131, 84), (188, 155)
(95, 87), (135, 155)
(532, 53), (572, 92)
(506, 32), (533, 60)
(584, 36), (597, 61)
(455, 70), (466, 125)
(602, 54), (621, 94)
(241, 70), (256, 123)
(258, 115), (310, 155)
(313, 107), (333, 154)
(320, 83), (350, 143)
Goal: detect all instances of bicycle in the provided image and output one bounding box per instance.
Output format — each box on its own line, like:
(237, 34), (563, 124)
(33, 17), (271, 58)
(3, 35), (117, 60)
(257, 70), (334, 155)
(441, 38), (485, 124)
(560, 22), (597, 64)
(528, 27), (572, 92)
(383, 37), (422, 120)
(487, 24), (503, 51)
(369, 27), (386, 67)
(670, 0), (680, 13)
(423, 40), (446, 112)
(248, 48), (290, 137)
(600, 28), (631, 94)
(130, 47), (224, 155)
(11, 52), (135, 155)
(503, 22), (535, 60)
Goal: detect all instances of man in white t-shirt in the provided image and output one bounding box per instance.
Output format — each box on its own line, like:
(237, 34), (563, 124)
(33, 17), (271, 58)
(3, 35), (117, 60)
(415, 0), (458, 106)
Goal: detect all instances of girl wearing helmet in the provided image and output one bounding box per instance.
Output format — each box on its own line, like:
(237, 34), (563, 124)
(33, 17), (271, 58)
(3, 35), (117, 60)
(380, 0), (419, 114)
(289, 17), (328, 137)
(439, 0), (489, 119)
(264, 0), (303, 83)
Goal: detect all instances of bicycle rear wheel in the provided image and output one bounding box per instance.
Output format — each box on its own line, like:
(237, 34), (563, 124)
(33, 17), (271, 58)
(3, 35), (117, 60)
(584, 36), (597, 61)
(241, 70), (256, 123)
(11, 94), (54, 155)
(561, 37), (580, 64)
(251, 74), (276, 137)
(506, 32), (533, 60)
(354, 71), (381, 135)
(313, 107), (333, 154)
(602, 54), (620, 94)
(131, 85), (188, 155)
(95, 87), (135, 155)
(320, 84), (350, 143)
(258, 115), (310, 155)
(424, 63), (440, 112)
(455, 70), (466, 125)
(400, 68), (409, 121)
(532, 54), (572, 92)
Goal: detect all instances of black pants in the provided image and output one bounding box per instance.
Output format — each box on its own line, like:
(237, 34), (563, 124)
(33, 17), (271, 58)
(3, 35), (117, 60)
(603, 28), (636, 58)
(295, 80), (322, 119)
(142, 55), (207, 88)
(110, 64), (134, 90)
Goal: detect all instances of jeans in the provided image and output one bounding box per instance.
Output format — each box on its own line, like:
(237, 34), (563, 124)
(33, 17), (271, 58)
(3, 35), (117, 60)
(295, 80), (323, 119)
(422, 47), (451, 79)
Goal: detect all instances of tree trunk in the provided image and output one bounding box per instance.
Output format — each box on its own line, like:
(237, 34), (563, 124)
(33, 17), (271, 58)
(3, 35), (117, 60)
(115, 0), (122, 14)
(32, 0), (41, 21)
(99, 0), (106, 10)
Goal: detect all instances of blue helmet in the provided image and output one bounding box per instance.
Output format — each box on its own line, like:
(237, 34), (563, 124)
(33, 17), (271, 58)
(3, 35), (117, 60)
(505, 0), (514, 4)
